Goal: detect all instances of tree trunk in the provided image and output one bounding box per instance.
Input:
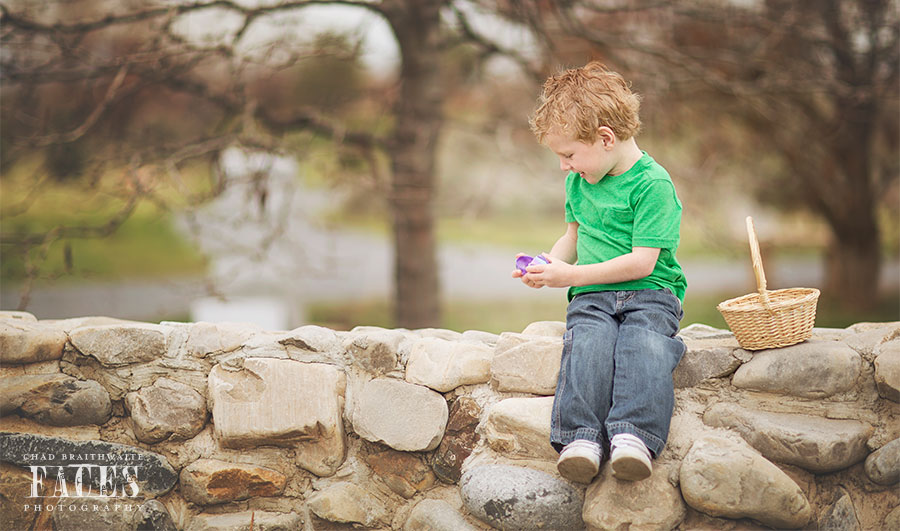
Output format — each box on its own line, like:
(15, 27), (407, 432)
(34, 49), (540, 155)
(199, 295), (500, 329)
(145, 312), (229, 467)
(384, 1), (447, 328)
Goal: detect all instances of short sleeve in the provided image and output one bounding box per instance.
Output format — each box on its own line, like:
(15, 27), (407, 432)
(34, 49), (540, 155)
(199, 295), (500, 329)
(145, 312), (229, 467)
(564, 171), (577, 223)
(631, 180), (681, 248)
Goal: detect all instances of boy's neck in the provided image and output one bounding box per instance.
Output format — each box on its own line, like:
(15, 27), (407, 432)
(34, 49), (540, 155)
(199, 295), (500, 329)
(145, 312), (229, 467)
(609, 137), (644, 176)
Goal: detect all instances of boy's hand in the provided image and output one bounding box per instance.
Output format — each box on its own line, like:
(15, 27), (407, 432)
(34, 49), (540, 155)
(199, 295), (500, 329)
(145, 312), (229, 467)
(511, 253), (544, 289)
(523, 254), (576, 288)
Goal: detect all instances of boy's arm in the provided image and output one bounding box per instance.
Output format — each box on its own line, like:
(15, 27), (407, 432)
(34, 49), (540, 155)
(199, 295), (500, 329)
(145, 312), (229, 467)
(526, 246), (660, 288)
(512, 222), (578, 288)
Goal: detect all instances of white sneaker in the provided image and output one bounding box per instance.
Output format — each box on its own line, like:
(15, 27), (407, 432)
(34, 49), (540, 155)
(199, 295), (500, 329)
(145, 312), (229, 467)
(610, 433), (652, 481)
(556, 439), (602, 484)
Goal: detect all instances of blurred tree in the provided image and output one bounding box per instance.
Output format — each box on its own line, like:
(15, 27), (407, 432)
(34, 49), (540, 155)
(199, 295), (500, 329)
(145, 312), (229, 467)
(0, 0), (542, 327)
(521, 0), (898, 311)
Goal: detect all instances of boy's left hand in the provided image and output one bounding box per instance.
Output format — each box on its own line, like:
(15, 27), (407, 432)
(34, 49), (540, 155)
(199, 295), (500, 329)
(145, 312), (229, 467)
(525, 254), (576, 288)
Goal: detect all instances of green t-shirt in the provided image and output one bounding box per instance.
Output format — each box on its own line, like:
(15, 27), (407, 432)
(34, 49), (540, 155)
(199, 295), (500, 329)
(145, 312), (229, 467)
(565, 152), (687, 302)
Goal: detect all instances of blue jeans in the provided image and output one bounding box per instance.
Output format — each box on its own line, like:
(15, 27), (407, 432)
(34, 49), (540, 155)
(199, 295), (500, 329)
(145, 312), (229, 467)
(550, 289), (685, 458)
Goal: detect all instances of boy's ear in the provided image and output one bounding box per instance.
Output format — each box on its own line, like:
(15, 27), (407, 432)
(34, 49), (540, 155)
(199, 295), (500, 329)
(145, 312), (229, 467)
(597, 126), (616, 148)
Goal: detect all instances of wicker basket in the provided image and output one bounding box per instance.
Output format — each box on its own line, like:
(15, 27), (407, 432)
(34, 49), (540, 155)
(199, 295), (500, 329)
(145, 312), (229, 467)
(717, 217), (820, 350)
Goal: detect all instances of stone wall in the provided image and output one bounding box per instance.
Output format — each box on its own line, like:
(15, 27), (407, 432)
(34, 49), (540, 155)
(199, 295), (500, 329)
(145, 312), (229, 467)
(1, 311), (898, 530)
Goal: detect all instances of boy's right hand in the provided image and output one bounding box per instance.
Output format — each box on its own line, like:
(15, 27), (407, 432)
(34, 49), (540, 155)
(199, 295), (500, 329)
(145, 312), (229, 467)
(512, 253), (543, 289)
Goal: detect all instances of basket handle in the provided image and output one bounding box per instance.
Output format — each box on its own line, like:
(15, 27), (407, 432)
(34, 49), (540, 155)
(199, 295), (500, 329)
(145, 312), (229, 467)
(746, 216), (772, 308)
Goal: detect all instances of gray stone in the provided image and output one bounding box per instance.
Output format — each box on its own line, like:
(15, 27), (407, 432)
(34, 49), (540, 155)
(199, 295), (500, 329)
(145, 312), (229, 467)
(351, 377), (448, 452)
(186, 510), (303, 531)
(405, 337), (492, 392)
(674, 336), (745, 388)
(731, 339), (860, 398)
(873, 340), (900, 402)
(0, 432), (177, 497)
(69, 323), (167, 367)
(134, 499), (177, 531)
(404, 499), (477, 531)
(680, 434), (811, 529)
(1, 374), (112, 426)
(702, 403), (872, 473)
(180, 458), (286, 505)
(460, 464), (585, 530)
(51, 495), (136, 531)
(125, 377), (207, 443)
(865, 437), (900, 486)
(491, 334), (562, 395)
(818, 489), (860, 531)
(0, 319), (67, 364)
(583, 463), (686, 531)
(307, 483), (388, 526)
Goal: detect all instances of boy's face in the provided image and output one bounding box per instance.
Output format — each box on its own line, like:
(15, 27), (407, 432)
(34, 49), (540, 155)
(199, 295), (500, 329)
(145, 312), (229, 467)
(544, 130), (616, 184)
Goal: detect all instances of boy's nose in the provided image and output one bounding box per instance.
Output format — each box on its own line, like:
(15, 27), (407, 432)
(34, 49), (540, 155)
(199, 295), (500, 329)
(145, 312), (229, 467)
(559, 159), (571, 171)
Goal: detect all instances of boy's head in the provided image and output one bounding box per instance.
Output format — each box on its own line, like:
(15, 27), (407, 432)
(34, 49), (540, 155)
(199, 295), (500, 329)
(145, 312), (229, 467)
(529, 62), (641, 145)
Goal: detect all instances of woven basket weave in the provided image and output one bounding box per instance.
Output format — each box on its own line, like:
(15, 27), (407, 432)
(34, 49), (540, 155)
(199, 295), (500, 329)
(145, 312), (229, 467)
(717, 217), (820, 350)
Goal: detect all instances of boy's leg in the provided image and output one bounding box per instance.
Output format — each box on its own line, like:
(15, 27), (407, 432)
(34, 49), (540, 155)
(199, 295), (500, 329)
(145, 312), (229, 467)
(605, 289), (685, 460)
(551, 292), (619, 454)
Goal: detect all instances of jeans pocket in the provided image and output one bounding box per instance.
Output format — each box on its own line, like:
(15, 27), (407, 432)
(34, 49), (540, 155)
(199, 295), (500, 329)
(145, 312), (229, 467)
(662, 287), (684, 321)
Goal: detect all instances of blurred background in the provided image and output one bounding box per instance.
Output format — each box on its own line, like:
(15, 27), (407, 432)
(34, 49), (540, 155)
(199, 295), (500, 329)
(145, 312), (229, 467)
(1, 0), (898, 333)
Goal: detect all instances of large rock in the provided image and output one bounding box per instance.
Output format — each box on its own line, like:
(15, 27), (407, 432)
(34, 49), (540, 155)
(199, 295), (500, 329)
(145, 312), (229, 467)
(583, 463), (686, 531)
(405, 337), (492, 392)
(521, 321), (566, 337)
(873, 340), (900, 402)
(186, 510), (303, 531)
(0, 432), (177, 497)
(307, 482), (388, 527)
(865, 437), (900, 486)
(460, 464), (584, 530)
(481, 396), (556, 460)
(51, 495), (137, 531)
(133, 499), (177, 531)
(1, 374), (111, 426)
(69, 323), (167, 367)
(0, 462), (45, 531)
(680, 435), (811, 529)
(432, 397), (481, 483)
(0, 319), (67, 364)
(674, 336), (747, 388)
(351, 378), (448, 452)
(731, 340), (860, 398)
(125, 377), (207, 443)
(343, 328), (407, 374)
(702, 403), (872, 473)
(179, 458), (286, 505)
(490, 333), (562, 395)
(817, 488), (861, 531)
(208, 358), (346, 476)
(364, 449), (435, 499)
(404, 499), (477, 531)
(182, 321), (259, 358)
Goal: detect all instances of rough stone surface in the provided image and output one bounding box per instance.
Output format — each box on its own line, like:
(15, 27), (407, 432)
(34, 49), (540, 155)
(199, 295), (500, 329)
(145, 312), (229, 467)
(186, 510), (303, 531)
(405, 337), (492, 392)
(865, 437), (900, 486)
(731, 339), (860, 398)
(134, 499), (177, 531)
(583, 463), (686, 531)
(125, 377), (207, 443)
(52, 495), (136, 531)
(490, 335), (562, 395)
(481, 396), (556, 460)
(0, 462), (44, 531)
(182, 321), (259, 358)
(674, 336), (745, 388)
(180, 458), (286, 505)
(0, 319), (67, 364)
(0, 432), (177, 497)
(680, 435), (811, 529)
(343, 329), (406, 374)
(403, 498), (477, 531)
(0, 310), (38, 321)
(818, 489), (861, 531)
(703, 402), (873, 473)
(307, 482), (388, 526)
(432, 397), (481, 483)
(69, 323), (167, 367)
(1, 373), (112, 426)
(208, 358), (346, 475)
(351, 378), (448, 452)
(364, 449), (435, 499)
(873, 340), (900, 402)
(460, 464), (584, 530)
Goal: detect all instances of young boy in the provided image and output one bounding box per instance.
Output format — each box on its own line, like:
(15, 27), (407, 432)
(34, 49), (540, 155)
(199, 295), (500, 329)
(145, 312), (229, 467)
(513, 62), (687, 483)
